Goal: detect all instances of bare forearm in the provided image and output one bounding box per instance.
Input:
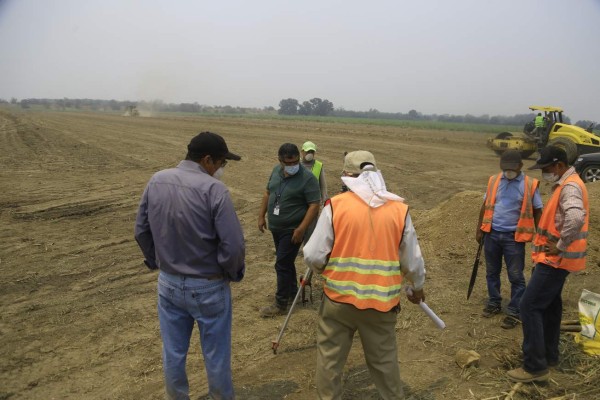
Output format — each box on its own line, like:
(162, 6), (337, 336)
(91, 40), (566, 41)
(258, 191), (269, 218)
(533, 208), (542, 228)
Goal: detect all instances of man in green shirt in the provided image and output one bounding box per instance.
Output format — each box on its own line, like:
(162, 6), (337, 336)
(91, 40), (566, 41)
(258, 143), (320, 317)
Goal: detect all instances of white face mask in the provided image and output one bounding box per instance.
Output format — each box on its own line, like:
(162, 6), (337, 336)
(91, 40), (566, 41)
(542, 172), (559, 183)
(504, 170), (519, 180)
(284, 164), (300, 175)
(212, 167), (225, 180)
(304, 153), (314, 162)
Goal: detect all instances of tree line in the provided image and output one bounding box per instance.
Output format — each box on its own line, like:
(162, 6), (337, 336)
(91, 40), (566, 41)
(2, 97), (597, 129)
(331, 107), (577, 126)
(0, 97), (275, 115)
(278, 98), (334, 116)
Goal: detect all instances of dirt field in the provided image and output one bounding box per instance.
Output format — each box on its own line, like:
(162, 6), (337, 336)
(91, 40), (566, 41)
(1, 109), (599, 400)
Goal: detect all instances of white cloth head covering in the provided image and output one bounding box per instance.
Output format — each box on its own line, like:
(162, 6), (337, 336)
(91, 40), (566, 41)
(341, 167), (404, 208)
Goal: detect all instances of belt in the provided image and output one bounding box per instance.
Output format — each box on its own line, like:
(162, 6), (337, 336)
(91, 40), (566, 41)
(168, 272), (225, 281)
(203, 274), (224, 280)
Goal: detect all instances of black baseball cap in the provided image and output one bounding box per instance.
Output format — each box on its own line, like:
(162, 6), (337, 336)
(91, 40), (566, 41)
(500, 150), (522, 170)
(528, 146), (568, 170)
(187, 132), (241, 161)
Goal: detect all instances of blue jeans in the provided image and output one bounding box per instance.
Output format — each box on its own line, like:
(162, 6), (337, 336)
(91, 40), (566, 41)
(520, 263), (569, 373)
(157, 271), (234, 400)
(271, 230), (300, 307)
(484, 230), (526, 316)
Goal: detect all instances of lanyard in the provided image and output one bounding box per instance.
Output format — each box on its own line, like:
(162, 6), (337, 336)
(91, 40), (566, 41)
(275, 176), (291, 205)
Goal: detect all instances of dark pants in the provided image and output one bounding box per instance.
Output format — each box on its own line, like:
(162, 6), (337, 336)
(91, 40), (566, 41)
(272, 230), (300, 307)
(484, 230), (526, 317)
(520, 263), (569, 373)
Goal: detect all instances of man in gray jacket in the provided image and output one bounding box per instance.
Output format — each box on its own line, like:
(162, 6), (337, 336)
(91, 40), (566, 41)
(135, 131), (245, 400)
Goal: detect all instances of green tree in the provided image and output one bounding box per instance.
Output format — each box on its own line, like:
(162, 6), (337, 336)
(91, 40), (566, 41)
(298, 100), (313, 115)
(311, 98), (334, 116)
(278, 98), (299, 115)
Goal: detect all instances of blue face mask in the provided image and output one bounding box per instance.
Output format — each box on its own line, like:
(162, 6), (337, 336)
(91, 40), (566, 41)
(284, 164), (300, 175)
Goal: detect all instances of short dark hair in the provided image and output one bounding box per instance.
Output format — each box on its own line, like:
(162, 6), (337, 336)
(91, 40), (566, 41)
(278, 143), (300, 159)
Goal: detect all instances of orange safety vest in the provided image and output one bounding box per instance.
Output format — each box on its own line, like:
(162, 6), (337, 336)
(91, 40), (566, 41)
(480, 173), (540, 242)
(322, 192), (408, 312)
(532, 174), (589, 272)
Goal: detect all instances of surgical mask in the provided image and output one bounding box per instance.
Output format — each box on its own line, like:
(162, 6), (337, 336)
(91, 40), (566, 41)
(504, 170), (519, 180)
(284, 164), (300, 175)
(212, 167), (225, 180)
(542, 172), (559, 183)
(304, 153), (314, 162)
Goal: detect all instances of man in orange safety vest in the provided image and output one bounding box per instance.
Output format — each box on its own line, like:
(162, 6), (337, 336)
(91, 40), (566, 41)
(508, 146), (589, 383)
(476, 150), (543, 329)
(304, 150), (426, 400)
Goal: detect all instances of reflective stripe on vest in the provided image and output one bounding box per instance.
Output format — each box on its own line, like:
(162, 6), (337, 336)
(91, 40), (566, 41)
(480, 174), (539, 242)
(532, 174), (589, 272)
(323, 192), (407, 312)
(311, 160), (323, 182)
(535, 115), (544, 127)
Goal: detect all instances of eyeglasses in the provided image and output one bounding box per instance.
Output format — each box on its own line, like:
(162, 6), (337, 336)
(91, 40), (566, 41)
(208, 156), (227, 168)
(279, 158), (299, 166)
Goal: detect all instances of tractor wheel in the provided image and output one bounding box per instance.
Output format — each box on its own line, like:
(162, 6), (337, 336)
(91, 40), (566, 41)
(494, 150), (504, 156)
(548, 137), (578, 165)
(520, 150), (536, 159)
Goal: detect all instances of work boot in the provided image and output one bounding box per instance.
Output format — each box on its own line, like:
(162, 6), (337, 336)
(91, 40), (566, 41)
(507, 367), (549, 383)
(482, 304), (501, 318)
(260, 303), (286, 318)
(501, 315), (520, 329)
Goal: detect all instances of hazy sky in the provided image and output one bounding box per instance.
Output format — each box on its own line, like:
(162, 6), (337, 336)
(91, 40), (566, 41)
(1, 0), (599, 122)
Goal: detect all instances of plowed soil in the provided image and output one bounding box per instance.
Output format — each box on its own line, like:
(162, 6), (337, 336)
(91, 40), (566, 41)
(1, 109), (599, 400)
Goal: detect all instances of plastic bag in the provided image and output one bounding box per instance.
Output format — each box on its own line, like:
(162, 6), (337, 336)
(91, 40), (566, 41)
(574, 289), (600, 355)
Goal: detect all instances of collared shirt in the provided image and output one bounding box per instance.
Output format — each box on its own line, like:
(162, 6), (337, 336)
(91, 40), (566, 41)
(486, 172), (543, 232)
(552, 167), (587, 251)
(303, 204), (426, 290)
(135, 160), (245, 281)
(266, 165), (320, 232)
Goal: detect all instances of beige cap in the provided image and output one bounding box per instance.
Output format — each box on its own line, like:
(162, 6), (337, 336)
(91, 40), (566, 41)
(343, 150), (377, 174)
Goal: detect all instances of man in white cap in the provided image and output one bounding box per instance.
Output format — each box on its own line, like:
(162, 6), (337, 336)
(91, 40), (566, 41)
(304, 150), (426, 400)
(301, 141), (328, 245)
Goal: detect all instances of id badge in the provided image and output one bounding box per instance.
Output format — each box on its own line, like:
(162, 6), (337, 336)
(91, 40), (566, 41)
(273, 204), (280, 216)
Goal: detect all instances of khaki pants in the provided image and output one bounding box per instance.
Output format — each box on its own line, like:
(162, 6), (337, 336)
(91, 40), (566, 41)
(315, 296), (404, 400)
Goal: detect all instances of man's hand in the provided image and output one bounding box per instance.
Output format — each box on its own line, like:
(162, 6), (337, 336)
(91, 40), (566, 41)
(545, 241), (561, 255)
(291, 227), (306, 244)
(407, 288), (425, 304)
(476, 229), (484, 244)
(258, 216), (267, 233)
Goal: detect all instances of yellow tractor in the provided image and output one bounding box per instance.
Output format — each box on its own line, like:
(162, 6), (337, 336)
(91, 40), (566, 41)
(487, 106), (600, 163)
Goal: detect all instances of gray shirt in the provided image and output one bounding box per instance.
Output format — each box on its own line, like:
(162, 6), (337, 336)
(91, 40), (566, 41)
(135, 160), (245, 281)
